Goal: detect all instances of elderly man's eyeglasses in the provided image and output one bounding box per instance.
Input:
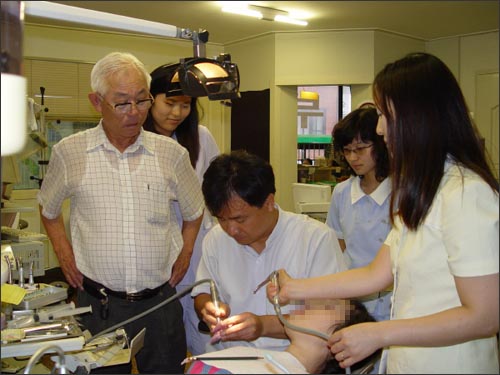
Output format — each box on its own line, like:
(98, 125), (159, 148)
(342, 144), (374, 157)
(99, 95), (154, 114)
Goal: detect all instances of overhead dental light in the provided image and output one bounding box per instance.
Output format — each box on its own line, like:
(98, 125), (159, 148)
(221, 3), (308, 26)
(23, 1), (240, 100)
(178, 55), (240, 100)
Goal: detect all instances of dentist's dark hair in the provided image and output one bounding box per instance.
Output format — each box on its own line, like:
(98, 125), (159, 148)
(202, 150), (276, 216)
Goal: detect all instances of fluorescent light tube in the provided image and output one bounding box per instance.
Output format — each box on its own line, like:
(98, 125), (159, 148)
(25, 1), (179, 37)
(274, 15), (308, 26)
(222, 6), (263, 19)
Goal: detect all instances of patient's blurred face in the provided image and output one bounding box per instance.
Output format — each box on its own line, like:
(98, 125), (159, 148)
(286, 299), (352, 342)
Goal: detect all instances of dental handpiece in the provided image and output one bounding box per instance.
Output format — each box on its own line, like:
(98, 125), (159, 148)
(270, 271), (330, 341)
(209, 281), (221, 324)
(17, 257), (24, 288)
(28, 260), (35, 287)
(4, 255), (13, 284)
(270, 271), (280, 314)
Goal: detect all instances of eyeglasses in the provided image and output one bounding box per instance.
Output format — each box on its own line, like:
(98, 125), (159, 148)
(100, 94), (154, 114)
(342, 144), (374, 157)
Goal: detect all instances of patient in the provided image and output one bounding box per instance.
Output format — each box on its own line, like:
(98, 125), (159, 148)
(186, 299), (379, 374)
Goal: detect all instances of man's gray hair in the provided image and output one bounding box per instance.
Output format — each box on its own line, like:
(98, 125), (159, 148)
(90, 52), (152, 95)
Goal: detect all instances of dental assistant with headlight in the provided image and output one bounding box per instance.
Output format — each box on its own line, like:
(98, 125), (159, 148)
(268, 53), (499, 374)
(38, 52), (204, 374)
(143, 62), (220, 356)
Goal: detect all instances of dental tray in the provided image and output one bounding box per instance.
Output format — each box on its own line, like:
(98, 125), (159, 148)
(14, 283), (68, 310)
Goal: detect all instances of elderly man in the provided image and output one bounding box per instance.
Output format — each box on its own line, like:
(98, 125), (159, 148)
(38, 52), (204, 374)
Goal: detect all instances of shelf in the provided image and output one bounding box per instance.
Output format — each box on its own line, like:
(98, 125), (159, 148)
(1, 206), (35, 213)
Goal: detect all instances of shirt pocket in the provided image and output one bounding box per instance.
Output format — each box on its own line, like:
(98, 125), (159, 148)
(146, 182), (172, 225)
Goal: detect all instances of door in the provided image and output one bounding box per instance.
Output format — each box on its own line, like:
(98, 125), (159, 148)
(230, 89), (270, 161)
(475, 71), (499, 180)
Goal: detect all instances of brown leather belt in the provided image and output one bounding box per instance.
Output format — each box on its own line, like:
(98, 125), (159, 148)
(83, 276), (165, 302)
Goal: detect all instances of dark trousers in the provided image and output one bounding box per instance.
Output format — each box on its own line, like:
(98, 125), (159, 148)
(77, 281), (186, 374)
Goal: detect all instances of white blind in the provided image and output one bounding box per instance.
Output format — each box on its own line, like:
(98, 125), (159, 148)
(26, 59), (99, 119)
(30, 60), (78, 117)
(77, 63), (97, 118)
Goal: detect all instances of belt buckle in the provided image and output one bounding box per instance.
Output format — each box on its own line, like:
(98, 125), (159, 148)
(125, 292), (142, 302)
(125, 286), (161, 301)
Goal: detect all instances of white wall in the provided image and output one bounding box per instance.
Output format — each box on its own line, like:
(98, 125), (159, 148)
(458, 32), (499, 116)
(351, 84), (373, 109)
(274, 31), (375, 86)
(427, 32), (499, 180)
(22, 24), (499, 211)
(225, 34), (276, 92)
(426, 37), (460, 80)
(427, 31), (499, 115)
(374, 32), (426, 73)
(24, 24), (224, 72)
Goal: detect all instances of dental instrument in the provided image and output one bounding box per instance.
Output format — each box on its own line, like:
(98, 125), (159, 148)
(269, 271), (351, 374)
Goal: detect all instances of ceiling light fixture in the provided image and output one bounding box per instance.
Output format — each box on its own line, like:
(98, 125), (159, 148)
(221, 5), (262, 19)
(221, 3), (308, 26)
(274, 15), (308, 26)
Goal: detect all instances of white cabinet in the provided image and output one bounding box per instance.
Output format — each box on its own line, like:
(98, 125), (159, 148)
(9, 189), (61, 270)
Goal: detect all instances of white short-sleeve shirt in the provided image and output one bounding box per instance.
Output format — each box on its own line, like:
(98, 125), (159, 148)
(37, 122), (204, 292)
(383, 160), (499, 373)
(326, 176), (392, 322)
(327, 176), (391, 269)
(192, 205), (347, 351)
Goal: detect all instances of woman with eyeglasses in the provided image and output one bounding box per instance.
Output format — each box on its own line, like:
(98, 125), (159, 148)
(327, 105), (391, 321)
(143, 62), (220, 356)
(326, 105), (391, 373)
(269, 52), (499, 373)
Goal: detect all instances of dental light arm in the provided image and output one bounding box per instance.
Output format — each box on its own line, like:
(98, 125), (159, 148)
(24, 1), (240, 100)
(25, 2), (211, 58)
(25, 1), (184, 40)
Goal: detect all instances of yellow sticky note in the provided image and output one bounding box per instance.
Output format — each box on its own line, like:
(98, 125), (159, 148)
(1, 284), (27, 305)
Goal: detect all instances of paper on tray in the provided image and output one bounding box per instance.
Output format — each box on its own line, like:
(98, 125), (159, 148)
(1, 283), (27, 304)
